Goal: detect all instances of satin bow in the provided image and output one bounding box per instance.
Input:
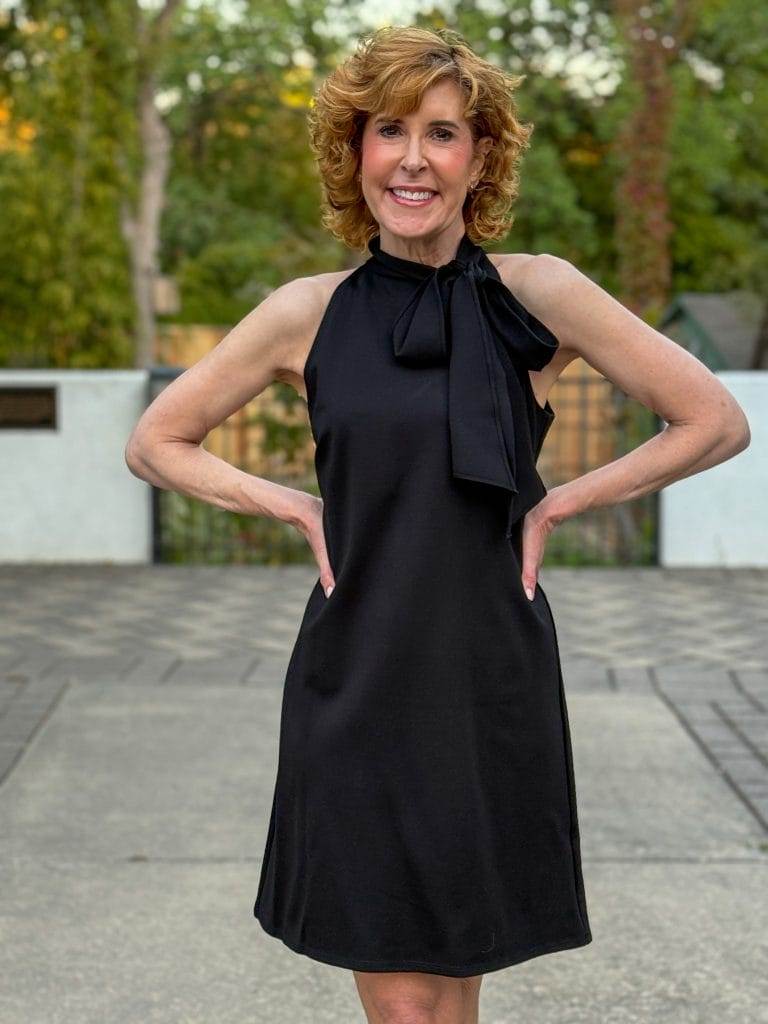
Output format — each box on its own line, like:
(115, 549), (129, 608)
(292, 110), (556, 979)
(368, 232), (558, 536)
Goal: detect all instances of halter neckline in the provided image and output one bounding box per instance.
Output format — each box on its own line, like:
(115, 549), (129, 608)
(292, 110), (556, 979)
(367, 231), (482, 279)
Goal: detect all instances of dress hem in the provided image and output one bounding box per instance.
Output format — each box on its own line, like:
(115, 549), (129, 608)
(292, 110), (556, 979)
(253, 910), (593, 978)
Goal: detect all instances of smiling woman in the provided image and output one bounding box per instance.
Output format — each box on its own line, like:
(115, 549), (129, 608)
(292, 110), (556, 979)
(354, 77), (495, 266)
(306, 25), (533, 256)
(250, 23), (597, 1017)
(125, 19), (749, 1024)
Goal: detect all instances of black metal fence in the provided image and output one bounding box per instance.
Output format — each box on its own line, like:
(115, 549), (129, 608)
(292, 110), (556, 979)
(148, 365), (315, 565)
(148, 366), (660, 567)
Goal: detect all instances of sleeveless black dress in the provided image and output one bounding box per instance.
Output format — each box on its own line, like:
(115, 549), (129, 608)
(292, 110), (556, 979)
(253, 230), (592, 977)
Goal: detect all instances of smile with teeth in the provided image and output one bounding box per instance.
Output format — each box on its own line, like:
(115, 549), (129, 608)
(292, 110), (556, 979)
(388, 187), (438, 206)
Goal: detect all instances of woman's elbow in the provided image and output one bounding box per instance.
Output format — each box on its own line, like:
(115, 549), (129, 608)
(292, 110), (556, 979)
(719, 407), (751, 458)
(124, 436), (145, 477)
(124, 429), (156, 478)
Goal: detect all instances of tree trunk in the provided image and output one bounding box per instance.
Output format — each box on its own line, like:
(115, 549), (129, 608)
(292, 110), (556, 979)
(121, 72), (171, 368)
(612, 0), (698, 323)
(119, 0), (181, 369)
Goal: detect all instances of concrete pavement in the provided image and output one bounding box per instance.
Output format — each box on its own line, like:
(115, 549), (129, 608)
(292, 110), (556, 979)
(1, 566), (767, 1023)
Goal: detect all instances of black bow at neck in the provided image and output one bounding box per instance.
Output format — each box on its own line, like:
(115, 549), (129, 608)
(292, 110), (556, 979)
(367, 231), (558, 537)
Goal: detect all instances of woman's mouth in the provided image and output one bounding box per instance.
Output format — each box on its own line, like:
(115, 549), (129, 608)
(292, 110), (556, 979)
(387, 188), (438, 207)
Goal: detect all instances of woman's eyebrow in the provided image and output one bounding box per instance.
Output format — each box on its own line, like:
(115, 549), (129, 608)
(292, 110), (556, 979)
(373, 115), (461, 129)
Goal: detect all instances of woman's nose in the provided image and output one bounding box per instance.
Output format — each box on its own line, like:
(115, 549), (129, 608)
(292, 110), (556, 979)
(401, 138), (427, 171)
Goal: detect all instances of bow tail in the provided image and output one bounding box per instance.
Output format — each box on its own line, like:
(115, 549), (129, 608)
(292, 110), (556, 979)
(504, 446), (548, 537)
(484, 278), (560, 371)
(448, 277), (549, 538)
(482, 277), (556, 535)
(447, 276), (518, 492)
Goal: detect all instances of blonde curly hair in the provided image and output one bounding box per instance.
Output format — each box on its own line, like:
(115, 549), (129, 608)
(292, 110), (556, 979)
(307, 25), (534, 253)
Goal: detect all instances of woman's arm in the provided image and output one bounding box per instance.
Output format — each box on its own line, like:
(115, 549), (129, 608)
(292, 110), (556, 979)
(520, 255), (751, 527)
(124, 274), (325, 531)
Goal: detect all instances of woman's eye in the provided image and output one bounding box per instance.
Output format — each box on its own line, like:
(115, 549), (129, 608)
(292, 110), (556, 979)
(378, 125), (454, 141)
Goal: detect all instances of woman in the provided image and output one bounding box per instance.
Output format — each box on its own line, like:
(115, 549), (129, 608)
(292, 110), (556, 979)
(126, 25), (750, 1024)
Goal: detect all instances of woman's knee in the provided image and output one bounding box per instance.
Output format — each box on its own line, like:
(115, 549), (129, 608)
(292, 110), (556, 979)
(371, 999), (440, 1024)
(353, 971), (482, 1024)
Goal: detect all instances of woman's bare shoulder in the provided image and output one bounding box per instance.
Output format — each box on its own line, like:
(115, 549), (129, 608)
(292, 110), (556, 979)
(487, 251), (563, 317)
(272, 268), (355, 318)
(488, 251), (582, 387)
(274, 268), (357, 400)
(486, 251), (538, 275)
(487, 251), (558, 298)
(312, 267), (359, 300)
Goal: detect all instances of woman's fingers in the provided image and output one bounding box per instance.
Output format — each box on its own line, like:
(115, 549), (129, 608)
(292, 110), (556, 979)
(298, 494), (335, 597)
(521, 503), (554, 599)
(319, 558), (335, 598)
(312, 520), (336, 597)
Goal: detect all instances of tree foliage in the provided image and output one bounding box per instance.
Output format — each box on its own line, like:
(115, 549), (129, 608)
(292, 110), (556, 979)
(0, 0), (765, 366)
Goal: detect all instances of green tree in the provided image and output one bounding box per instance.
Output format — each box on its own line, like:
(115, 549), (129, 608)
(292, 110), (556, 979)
(0, 1), (136, 366)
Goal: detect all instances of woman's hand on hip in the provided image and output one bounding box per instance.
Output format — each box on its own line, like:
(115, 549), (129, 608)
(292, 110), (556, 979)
(520, 494), (561, 600)
(293, 492), (336, 598)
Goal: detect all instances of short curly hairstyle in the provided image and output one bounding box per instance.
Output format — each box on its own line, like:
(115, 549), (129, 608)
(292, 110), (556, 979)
(307, 25), (534, 253)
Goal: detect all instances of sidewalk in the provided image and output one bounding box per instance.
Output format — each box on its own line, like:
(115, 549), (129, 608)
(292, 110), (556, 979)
(1, 566), (767, 1023)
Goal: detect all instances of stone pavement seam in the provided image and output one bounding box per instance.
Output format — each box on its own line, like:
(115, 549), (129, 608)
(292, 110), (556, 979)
(649, 667), (768, 833)
(0, 674), (71, 786)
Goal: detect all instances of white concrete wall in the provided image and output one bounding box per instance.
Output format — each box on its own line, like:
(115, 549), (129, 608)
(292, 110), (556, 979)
(660, 371), (766, 567)
(1, 368), (764, 567)
(0, 370), (151, 564)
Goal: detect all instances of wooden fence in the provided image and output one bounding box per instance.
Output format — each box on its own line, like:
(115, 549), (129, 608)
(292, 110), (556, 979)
(152, 324), (659, 565)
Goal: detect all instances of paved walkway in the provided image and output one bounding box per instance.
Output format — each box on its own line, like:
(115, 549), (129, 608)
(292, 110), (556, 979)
(1, 566), (767, 1023)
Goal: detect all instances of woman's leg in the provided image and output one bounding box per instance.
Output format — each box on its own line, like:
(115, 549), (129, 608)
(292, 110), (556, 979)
(353, 970), (484, 1024)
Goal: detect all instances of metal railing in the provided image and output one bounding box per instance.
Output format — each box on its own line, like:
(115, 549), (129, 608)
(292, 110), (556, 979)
(147, 366), (660, 566)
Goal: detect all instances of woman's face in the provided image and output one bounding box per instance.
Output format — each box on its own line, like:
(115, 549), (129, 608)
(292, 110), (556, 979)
(359, 79), (492, 244)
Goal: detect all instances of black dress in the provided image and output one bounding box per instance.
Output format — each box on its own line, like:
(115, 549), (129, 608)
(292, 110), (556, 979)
(253, 230), (592, 977)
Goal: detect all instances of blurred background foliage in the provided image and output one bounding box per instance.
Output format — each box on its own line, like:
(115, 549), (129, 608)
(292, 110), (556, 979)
(1, 0), (766, 367)
(0, 0), (765, 565)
